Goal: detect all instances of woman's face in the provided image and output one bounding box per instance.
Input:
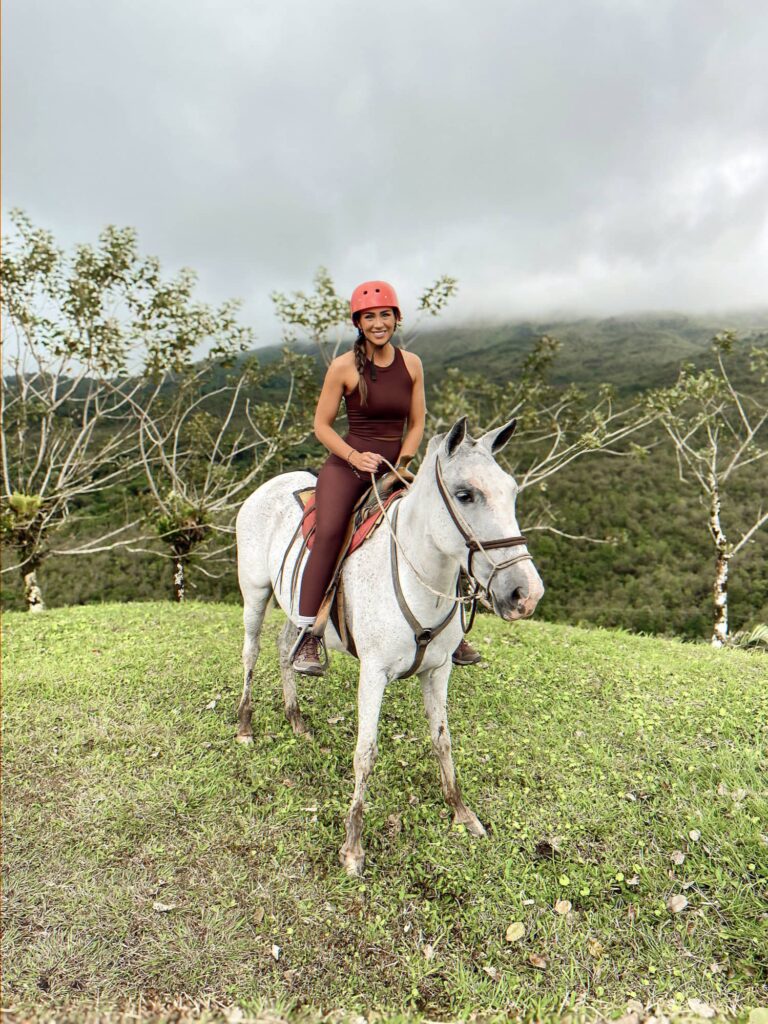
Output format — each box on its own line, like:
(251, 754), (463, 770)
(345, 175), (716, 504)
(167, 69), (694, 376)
(358, 307), (396, 349)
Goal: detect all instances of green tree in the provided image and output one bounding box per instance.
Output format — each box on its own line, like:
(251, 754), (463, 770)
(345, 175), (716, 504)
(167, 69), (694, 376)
(271, 267), (458, 365)
(129, 351), (316, 601)
(0, 211), (252, 610)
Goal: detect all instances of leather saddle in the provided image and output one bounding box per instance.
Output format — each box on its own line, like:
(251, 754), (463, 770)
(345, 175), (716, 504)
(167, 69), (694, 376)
(277, 468), (414, 656)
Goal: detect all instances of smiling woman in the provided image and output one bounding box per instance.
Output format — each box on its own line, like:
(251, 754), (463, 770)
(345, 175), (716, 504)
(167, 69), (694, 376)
(291, 280), (427, 674)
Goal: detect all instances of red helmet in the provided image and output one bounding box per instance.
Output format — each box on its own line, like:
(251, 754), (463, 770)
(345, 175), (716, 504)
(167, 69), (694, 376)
(350, 280), (402, 323)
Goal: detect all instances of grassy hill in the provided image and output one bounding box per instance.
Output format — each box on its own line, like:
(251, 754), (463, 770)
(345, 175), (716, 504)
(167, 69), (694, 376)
(3, 603), (766, 1023)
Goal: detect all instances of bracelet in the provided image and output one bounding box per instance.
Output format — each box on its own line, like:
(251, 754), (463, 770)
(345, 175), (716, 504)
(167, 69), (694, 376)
(345, 449), (356, 466)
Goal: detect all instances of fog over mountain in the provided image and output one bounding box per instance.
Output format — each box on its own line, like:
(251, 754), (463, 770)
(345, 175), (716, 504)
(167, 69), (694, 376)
(4, 0), (768, 340)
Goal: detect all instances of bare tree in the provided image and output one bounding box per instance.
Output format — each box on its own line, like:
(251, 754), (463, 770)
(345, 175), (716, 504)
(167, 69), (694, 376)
(1, 211), (253, 610)
(429, 334), (654, 541)
(271, 267), (459, 365)
(128, 350), (316, 601)
(647, 332), (768, 646)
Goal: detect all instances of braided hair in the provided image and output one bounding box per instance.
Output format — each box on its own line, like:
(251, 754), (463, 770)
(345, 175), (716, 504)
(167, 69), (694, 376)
(352, 327), (369, 406)
(352, 313), (398, 407)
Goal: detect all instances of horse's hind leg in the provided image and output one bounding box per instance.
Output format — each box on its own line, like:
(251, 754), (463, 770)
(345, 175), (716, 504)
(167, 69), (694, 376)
(277, 620), (311, 737)
(236, 585), (272, 744)
(420, 661), (487, 837)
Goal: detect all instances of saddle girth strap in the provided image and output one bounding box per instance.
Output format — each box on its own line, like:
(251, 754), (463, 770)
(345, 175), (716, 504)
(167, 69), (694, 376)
(389, 502), (458, 679)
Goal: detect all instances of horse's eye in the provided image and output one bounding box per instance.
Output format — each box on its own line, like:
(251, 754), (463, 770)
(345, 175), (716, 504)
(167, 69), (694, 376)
(455, 490), (473, 504)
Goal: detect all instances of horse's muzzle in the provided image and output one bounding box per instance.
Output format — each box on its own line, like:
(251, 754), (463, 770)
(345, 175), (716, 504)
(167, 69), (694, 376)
(496, 582), (544, 621)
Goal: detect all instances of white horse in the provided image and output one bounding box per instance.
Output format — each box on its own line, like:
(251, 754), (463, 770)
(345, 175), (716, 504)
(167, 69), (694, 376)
(235, 416), (544, 875)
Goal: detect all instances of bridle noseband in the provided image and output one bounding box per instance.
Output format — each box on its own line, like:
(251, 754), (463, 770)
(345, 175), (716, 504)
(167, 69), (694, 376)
(434, 457), (532, 593)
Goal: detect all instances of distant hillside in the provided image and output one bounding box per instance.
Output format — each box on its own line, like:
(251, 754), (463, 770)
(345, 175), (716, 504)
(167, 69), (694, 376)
(252, 311), (768, 394)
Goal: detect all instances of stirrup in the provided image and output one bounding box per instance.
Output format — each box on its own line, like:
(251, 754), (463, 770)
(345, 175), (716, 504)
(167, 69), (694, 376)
(288, 625), (328, 669)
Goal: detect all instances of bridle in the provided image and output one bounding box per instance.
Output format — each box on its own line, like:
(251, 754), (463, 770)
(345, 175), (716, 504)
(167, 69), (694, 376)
(433, 456), (533, 595)
(374, 456), (535, 677)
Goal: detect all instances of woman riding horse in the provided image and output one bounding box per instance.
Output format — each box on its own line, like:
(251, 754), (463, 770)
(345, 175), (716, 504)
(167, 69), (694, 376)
(291, 280), (482, 673)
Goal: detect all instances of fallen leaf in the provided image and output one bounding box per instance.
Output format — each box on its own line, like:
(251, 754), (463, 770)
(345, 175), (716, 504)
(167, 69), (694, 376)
(528, 952), (547, 970)
(408, 795), (419, 806)
(482, 965), (498, 980)
(708, 962), (722, 974)
(423, 944), (434, 961)
(205, 700), (217, 710)
(689, 829), (701, 842)
(731, 788), (747, 802)
(626, 875), (640, 887)
(327, 715), (344, 725)
(667, 894), (688, 914)
(687, 998), (716, 1018)
(671, 850), (686, 865)
(386, 814), (402, 836)
(555, 900), (572, 915)
(281, 778), (295, 788)
(627, 904), (638, 923)
(152, 901), (176, 913)
(716, 782), (729, 796)
(748, 1010), (768, 1024)
(588, 939), (603, 957)
(505, 922), (525, 943)
(253, 907), (265, 925)
(522, 898), (535, 906)
(271, 944), (281, 961)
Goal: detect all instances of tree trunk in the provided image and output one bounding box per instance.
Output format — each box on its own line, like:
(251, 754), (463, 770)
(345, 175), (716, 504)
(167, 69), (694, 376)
(711, 548), (730, 647)
(173, 558), (186, 603)
(709, 481), (729, 648)
(23, 565), (45, 612)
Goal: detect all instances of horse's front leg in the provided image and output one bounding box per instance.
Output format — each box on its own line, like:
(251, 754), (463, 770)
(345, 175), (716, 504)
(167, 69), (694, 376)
(420, 659), (487, 837)
(339, 664), (386, 876)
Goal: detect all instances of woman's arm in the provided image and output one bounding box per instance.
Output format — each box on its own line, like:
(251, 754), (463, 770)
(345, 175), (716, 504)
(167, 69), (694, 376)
(314, 359), (383, 473)
(398, 352), (426, 464)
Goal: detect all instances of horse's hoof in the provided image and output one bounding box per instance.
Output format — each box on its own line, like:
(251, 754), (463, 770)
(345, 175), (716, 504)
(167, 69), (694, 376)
(235, 733), (253, 746)
(339, 846), (365, 877)
(289, 716), (311, 737)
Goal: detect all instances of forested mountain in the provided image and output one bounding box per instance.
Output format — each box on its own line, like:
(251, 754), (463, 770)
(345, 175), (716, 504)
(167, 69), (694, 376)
(254, 310), (768, 393)
(3, 312), (767, 639)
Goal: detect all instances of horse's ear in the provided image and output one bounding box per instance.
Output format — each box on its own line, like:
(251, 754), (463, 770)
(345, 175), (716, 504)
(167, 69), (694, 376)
(480, 418), (517, 455)
(444, 416), (468, 458)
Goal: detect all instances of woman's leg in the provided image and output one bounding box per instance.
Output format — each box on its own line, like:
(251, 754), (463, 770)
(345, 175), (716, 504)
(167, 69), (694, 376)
(298, 458), (368, 619)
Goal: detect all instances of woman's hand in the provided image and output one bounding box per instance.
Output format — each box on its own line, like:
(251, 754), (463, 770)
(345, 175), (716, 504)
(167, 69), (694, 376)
(348, 449), (384, 473)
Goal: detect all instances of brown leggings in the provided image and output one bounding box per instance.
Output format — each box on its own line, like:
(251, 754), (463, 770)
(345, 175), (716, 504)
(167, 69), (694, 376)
(298, 433), (401, 617)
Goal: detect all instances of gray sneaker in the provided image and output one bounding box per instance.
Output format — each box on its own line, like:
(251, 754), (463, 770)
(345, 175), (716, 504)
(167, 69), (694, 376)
(292, 633), (326, 676)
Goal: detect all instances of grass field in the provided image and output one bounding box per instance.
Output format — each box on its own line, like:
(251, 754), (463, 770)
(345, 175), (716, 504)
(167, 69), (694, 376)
(2, 602), (767, 1023)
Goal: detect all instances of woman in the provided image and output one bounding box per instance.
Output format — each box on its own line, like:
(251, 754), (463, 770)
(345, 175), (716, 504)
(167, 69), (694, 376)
(292, 280), (480, 673)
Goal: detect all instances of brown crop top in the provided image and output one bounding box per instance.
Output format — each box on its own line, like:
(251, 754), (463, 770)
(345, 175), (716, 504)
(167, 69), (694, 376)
(344, 346), (413, 439)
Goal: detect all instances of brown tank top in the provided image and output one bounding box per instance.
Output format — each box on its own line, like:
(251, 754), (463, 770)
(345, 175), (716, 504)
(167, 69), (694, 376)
(344, 346), (413, 439)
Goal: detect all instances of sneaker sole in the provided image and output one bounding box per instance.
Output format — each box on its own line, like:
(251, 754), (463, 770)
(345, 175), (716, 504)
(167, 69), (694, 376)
(293, 662), (325, 676)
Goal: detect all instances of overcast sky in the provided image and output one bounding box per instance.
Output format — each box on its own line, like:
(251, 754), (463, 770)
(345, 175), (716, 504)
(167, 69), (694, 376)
(4, 0), (768, 342)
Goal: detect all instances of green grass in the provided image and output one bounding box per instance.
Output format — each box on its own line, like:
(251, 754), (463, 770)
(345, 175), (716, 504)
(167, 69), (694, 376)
(3, 602), (767, 1023)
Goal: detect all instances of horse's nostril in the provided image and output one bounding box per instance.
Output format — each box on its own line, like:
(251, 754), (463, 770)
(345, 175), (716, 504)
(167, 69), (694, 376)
(510, 587), (524, 603)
